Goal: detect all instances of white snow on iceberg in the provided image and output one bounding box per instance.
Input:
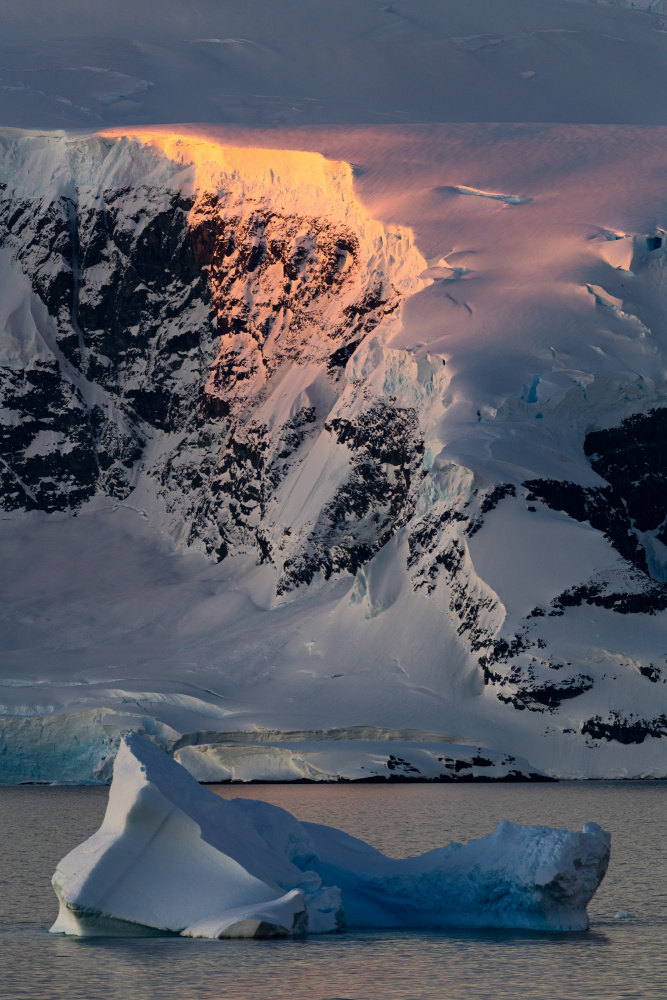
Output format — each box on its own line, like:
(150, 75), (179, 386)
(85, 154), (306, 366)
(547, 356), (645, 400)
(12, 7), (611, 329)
(51, 733), (610, 937)
(51, 732), (341, 938)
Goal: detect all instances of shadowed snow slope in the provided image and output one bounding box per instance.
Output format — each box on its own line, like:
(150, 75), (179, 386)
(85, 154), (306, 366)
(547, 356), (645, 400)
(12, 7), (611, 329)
(50, 733), (610, 936)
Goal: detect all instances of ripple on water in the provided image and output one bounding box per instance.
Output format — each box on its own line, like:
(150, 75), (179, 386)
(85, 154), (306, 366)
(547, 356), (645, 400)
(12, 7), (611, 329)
(0, 781), (665, 1000)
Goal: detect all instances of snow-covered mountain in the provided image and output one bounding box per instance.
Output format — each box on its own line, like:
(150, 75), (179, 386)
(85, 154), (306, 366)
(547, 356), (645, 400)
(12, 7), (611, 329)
(2, 122), (667, 781)
(0, 131), (424, 575)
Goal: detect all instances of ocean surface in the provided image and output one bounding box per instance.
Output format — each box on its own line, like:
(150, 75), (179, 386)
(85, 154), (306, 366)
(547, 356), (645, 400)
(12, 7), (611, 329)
(0, 780), (664, 1000)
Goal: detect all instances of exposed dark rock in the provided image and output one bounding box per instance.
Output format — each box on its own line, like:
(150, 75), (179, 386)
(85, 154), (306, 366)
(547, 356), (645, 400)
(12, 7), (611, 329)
(550, 581), (667, 616)
(640, 664), (663, 683)
(465, 483), (516, 537)
(585, 407), (667, 543)
(476, 624), (595, 712)
(352, 771), (555, 783)
(75, 188), (212, 433)
(480, 482), (516, 515)
(0, 360), (98, 511)
(407, 509), (469, 573)
(386, 755), (420, 774)
(582, 712), (667, 744)
(327, 338), (362, 372)
(278, 403), (426, 591)
(524, 478), (648, 573)
(197, 393), (230, 422)
(498, 674), (594, 712)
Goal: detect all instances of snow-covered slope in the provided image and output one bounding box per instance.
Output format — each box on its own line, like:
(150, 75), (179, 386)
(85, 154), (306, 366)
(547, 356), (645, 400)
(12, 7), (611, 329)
(3, 122), (667, 781)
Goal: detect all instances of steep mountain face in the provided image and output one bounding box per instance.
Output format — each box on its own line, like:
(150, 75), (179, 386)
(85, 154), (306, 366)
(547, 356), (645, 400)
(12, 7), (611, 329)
(0, 133), (426, 583)
(2, 128), (667, 780)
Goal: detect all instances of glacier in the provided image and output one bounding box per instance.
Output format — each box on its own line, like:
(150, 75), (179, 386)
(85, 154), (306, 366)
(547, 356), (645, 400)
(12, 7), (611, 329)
(0, 705), (552, 786)
(50, 733), (610, 937)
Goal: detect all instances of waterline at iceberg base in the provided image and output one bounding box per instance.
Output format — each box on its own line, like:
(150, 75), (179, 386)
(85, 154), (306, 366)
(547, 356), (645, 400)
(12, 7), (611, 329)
(50, 733), (610, 939)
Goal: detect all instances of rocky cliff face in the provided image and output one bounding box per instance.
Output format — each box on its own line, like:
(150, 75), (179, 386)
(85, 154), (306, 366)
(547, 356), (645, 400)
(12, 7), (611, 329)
(2, 129), (667, 779)
(0, 133), (427, 583)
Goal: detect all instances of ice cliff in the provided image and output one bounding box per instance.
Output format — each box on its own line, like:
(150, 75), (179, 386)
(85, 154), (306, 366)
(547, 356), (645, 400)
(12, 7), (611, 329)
(50, 733), (610, 937)
(173, 739), (553, 783)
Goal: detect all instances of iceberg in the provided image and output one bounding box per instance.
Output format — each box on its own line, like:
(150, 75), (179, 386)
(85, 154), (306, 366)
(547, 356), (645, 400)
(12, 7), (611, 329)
(51, 733), (610, 938)
(50, 732), (341, 938)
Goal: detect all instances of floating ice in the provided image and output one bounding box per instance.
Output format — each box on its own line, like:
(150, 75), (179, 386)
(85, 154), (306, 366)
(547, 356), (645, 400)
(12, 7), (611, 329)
(50, 734), (610, 938)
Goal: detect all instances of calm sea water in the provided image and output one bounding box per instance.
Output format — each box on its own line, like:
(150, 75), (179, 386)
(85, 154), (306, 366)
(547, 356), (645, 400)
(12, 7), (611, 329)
(0, 781), (665, 1000)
